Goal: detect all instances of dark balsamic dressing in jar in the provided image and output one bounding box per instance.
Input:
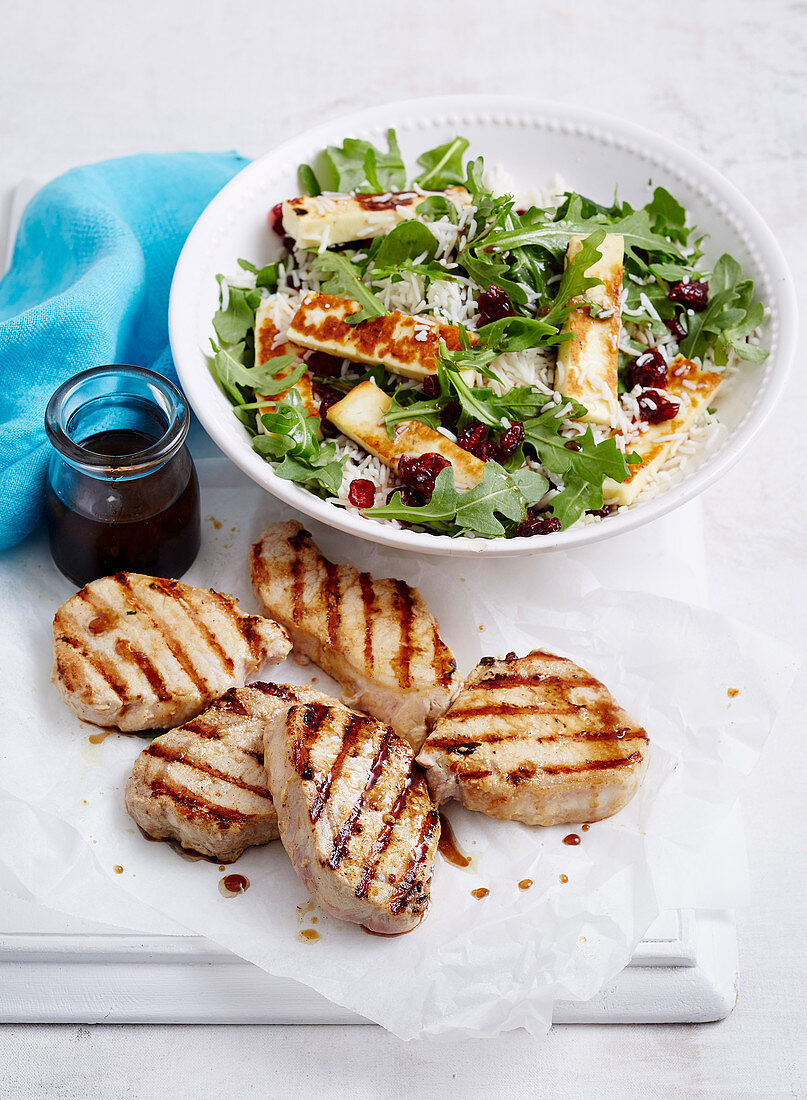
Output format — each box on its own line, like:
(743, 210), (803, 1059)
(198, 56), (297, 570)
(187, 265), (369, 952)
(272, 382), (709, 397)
(45, 366), (200, 587)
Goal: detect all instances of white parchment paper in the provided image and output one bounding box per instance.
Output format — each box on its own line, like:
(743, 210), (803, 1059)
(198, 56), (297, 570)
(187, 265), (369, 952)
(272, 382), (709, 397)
(0, 453), (798, 1039)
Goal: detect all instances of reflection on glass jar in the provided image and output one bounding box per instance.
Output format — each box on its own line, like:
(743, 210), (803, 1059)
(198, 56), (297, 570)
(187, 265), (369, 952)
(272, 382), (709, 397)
(45, 365), (201, 587)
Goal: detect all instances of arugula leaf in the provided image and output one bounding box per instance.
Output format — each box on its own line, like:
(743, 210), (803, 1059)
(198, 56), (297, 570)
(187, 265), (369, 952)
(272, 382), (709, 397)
(213, 286), (261, 344)
(363, 148), (382, 192)
(679, 253), (768, 365)
(415, 137), (470, 189)
(312, 252), (387, 324)
(442, 360), (503, 426)
(366, 462), (547, 537)
(484, 204), (686, 265)
(462, 156), (500, 226)
(256, 264), (280, 291)
(522, 411), (637, 527)
(323, 129), (405, 193)
(209, 341), (303, 404)
(370, 221), (438, 268)
(644, 186), (688, 246)
(509, 466), (553, 505)
(370, 259), (456, 284)
(458, 243), (529, 305)
(236, 259), (281, 291)
(273, 449), (345, 495)
(298, 163), (322, 196)
(252, 388), (346, 495)
(414, 195), (458, 223)
(383, 390), (443, 433)
(541, 228), (607, 329)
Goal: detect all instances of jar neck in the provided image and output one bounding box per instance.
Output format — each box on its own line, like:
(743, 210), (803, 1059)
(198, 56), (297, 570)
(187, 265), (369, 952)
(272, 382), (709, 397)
(45, 365), (190, 481)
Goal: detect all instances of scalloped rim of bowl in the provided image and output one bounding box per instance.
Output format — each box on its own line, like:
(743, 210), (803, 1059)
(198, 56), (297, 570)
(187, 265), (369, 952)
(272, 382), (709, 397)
(169, 94), (797, 557)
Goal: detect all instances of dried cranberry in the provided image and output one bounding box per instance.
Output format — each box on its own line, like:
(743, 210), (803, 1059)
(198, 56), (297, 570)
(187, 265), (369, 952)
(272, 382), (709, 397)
(422, 374), (441, 398)
(457, 420), (487, 453)
(668, 281), (709, 311)
(586, 504), (616, 518)
(307, 351), (342, 377)
(514, 510), (562, 537)
(477, 285), (515, 327)
(440, 400), (461, 431)
(665, 316), (687, 341)
(637, 389), (680, 424)
(312, 381), (342, 425)
(475, 439), (504, 464)
(269, 202), (285, 237)
(500, 421), (525, 458)
(627, 348), (668, 390)
(398, 452), (451, 495)
(347, 479), (376, 509)
(387, 486), (424, 508)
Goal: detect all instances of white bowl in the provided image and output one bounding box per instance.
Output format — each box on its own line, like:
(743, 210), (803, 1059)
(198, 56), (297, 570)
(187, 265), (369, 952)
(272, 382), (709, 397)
(169, 95), (797, 557)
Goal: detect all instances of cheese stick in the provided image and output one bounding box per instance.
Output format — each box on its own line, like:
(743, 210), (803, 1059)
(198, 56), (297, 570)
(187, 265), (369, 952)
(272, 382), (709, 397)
(287, 291), (475, 382)
(604, 356), (722, 506)
(282, 187), (471, 250)
(556, 233), (624, 425)
(254, 298), (319, 421)
(326, 380), (485, 490)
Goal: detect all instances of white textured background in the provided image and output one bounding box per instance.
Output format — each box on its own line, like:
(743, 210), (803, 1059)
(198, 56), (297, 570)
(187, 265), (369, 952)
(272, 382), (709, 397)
(1, 0), (805, 1096)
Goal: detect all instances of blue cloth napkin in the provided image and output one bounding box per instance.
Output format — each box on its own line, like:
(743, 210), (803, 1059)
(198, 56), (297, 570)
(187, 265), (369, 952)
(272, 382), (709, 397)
(0, 151), (249, 551)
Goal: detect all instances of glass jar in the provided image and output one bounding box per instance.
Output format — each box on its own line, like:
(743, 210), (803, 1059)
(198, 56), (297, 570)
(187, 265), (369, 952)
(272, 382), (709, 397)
(45, 365), (201, 588)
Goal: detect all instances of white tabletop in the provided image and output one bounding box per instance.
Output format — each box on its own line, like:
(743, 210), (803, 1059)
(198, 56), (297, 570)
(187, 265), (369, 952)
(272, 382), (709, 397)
(2, 0), (805, 1095)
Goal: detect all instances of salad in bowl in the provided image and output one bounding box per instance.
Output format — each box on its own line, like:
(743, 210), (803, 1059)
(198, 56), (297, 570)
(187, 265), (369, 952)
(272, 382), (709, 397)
(207, 125), (768, 543)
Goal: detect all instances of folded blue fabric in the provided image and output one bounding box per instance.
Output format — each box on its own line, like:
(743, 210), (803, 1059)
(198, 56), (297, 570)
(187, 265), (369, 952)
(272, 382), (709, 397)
(0, 151), (249, 551)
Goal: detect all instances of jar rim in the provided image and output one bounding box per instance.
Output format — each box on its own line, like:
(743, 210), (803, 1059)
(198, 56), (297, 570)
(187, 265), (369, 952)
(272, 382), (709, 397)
(45, 365), (190, 475)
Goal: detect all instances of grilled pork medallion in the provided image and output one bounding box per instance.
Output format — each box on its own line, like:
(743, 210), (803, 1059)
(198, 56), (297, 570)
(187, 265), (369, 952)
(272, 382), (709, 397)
(125, 682), (337, 861)
(52, 573), (291, 731)
(264, 699), (440, 934)
(249, 521), (458, 751)
(417, 650), (649, 826)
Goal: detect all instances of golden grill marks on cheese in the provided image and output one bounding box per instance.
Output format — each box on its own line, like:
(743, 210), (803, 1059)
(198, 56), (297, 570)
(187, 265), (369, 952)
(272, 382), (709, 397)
(124, 682), (339, 862)
(286, 291), (477, 381)
(52, 573), (292, 731)
(249, 521), (459, 751)
(326, 380), (485, 491)
(254, 298), (319, 421)
(555, 233), (624, 425)
(263, 698), (440, 933)
(281, 186), (471, 250)
(603, 355), (723, 507)
(416, 650), (649, 827)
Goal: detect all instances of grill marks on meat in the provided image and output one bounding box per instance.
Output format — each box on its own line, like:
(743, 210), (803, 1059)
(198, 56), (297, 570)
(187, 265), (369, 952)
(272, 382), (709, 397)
(264, 700), (440, 933)
(416, 650), (649, 827)
(52, 573), (292, 731)
(249, 521), (458, 751)
(125, 682), (337, 861)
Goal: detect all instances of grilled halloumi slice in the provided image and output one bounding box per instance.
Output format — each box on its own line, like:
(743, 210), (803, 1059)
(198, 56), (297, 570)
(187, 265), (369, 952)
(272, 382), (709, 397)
(286, 291), (475, 381)
(417, 650), (649, 827)
(265, 699), (440, 933)
(555, 233), (624, 425)
(326, 380), (485, 491)
(282, 186), (471, 250)
(250, 521), (458, 751)
(125, 682), (338, 861)
(254, 298), (319, 420)
(603, 355), (723, 507)
(53, 574), (292, 731)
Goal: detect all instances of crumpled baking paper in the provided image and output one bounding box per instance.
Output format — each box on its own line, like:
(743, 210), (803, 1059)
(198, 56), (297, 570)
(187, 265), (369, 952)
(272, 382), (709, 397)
(0, 452), (798, 1039)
